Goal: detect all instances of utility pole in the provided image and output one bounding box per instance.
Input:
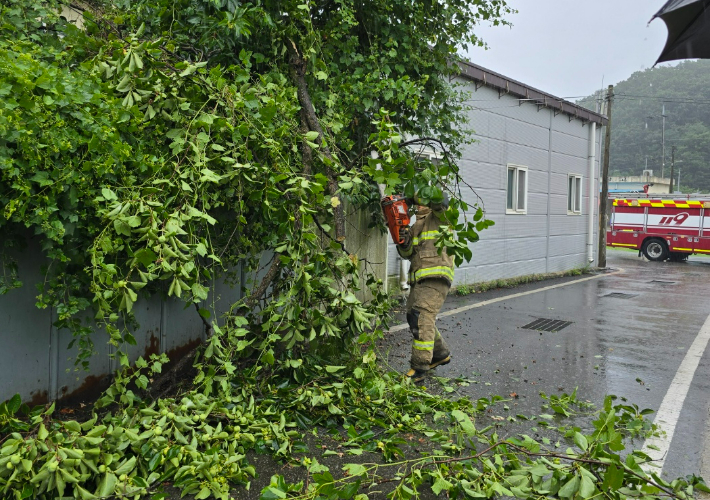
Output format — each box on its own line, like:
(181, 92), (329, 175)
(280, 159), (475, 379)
(669, 146), (675, 193)
(598, 85), (613, 268)
(661, 103), (666, 178)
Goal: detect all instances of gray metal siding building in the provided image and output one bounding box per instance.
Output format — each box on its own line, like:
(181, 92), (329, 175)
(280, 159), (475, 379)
(387, 62), (607, 288)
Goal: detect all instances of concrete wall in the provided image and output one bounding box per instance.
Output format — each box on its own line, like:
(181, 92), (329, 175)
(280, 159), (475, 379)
(388, 80), (603, 287)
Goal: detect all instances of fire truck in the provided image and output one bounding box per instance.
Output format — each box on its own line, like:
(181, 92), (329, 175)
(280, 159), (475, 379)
(607, 195), (710, 261)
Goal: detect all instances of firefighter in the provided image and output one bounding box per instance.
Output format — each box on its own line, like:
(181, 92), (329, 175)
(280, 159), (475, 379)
(397, 193), (454, 383)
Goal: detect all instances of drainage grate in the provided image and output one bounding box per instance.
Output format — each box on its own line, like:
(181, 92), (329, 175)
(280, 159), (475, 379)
(650, 280), (675, 284)
(522, 318), (573, 332)
(603, 292), (638, 299)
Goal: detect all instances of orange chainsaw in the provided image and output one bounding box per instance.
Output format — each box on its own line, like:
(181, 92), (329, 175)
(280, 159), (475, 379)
(381, 195), (410, 244)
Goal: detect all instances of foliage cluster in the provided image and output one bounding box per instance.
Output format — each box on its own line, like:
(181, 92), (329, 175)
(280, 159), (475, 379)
(0, 0), (499, 369)
(2, 353), (709, 500)
(578, 60), (710, 193)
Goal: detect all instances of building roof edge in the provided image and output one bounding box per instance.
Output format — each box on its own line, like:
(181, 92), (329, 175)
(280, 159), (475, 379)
(457, 60), (609, 127)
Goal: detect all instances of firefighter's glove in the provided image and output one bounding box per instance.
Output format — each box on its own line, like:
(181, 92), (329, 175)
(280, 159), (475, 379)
(398, 226), (413, 248)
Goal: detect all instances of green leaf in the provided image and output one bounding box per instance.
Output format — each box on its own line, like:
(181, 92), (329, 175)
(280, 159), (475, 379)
(130, 281), (147, 291)
(195, 487), (211, 499)
(191, 283), (209, 301)
(199, 168), (222, 183)
(261, 486), (287, 499)
(304, 131), (319, 142)
(114, 219), (132, 236)
(602, 464), (623, 490)
(432, 477), (453, 495)
(558, 475), (580, 498)
(114, 456), (136, 475)
(579, 476), (595, 499)
(126, 215), (142, 228)
(574, 431), (588, 451)
(7, 394), (21, 414)
(195, 243), (208, 256)
(328, 403), (343, 415)
(451, 409), (476, 436)
(134, 248), (157, 267)
(342, 463), (367, 476)
(102, 188), (117, 201)
(64, 420), (81, 433)
(20, 484), (33, 499)
(76, 485), (99, 500)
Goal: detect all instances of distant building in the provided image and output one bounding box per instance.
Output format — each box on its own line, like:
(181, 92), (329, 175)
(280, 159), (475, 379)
(608, 172), (671, 194)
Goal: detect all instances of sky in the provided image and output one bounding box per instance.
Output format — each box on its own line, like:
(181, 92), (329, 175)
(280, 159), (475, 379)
(464, 0), (674, 101)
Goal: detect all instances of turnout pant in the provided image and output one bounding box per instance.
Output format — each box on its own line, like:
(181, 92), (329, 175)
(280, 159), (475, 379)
(406, 278), (451, 370)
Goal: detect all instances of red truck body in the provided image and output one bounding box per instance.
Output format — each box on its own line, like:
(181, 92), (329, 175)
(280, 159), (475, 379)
(607, 196), (710, 261)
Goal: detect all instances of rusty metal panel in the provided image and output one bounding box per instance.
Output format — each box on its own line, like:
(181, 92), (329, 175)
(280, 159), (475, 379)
(53, 317), (113, 402)
(0, 236), (245, 404)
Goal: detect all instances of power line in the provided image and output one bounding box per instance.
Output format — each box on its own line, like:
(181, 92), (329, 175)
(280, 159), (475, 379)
(613, 93), (710, 105)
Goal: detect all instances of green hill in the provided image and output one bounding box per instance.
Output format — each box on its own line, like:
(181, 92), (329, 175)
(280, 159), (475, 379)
(578, 60), (710, 193)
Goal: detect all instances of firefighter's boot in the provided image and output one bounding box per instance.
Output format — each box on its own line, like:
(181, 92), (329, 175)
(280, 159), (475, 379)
(404, 368), (428, 383)
(406, 279), (449, 371)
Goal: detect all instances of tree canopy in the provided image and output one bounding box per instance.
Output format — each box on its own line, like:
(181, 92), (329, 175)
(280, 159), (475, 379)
(0, 0), (504, 366)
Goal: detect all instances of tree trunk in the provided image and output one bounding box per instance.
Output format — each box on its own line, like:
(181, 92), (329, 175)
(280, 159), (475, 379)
(288, 40), (346, 241)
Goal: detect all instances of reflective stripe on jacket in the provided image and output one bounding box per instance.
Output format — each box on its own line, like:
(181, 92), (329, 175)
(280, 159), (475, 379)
(397, 206), (454, 285)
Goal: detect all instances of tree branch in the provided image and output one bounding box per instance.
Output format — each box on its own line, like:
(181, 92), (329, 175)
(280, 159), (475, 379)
(313, 216), (351, 256)
(505, 443), (681, 499)
(397, 136), (486, 213)
(193, 302), (212, 337)
(242, 256), (282, 311)
(288, 39), (346, 241)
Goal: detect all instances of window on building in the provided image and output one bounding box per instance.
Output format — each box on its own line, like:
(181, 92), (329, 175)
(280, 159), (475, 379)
(411, 147), (441, 166)
(506, 165), (527, 214)
(568, 174), (582, 214)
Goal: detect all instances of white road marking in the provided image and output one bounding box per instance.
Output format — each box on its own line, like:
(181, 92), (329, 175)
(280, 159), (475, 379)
(641, 312), (710, 472)
(388, 269), (622, 332)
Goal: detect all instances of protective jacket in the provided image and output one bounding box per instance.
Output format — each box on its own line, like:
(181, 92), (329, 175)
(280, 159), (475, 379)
(396, 206), (454, 285)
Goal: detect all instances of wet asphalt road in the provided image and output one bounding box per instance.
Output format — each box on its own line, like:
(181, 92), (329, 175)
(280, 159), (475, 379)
(381, 249), (710, 480)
